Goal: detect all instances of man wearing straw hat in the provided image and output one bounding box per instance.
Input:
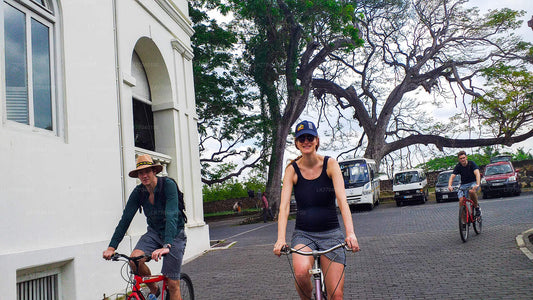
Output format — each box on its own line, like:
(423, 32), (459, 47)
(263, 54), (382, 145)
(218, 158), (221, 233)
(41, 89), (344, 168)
(103, 154), (186, 300)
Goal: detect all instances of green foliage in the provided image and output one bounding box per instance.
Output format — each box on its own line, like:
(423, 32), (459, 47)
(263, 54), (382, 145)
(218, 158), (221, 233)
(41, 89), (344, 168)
(202, 178), (266, 202)
(190, 1), (266, 182)
(473, 63), (533, 137)
(513, 148), (533, 161)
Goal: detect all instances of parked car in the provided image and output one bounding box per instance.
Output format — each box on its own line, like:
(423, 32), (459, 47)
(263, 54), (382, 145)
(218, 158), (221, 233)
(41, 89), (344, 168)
(393, 169), (428, 206)
(435, 170), (461, 203)
(481, 160), (521, 198)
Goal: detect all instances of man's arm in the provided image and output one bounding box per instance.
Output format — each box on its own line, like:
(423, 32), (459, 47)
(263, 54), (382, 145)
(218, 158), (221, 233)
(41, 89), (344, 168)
(448, 174), (456, 191)
(473, 169), (481, 189)
(103, 188), (140, 259)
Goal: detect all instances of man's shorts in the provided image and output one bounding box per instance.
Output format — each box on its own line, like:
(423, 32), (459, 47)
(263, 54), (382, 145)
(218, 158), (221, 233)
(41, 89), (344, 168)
(458, 182), (479, 199)
(135, 227), (187, 280)
(291, 228), (346, 265)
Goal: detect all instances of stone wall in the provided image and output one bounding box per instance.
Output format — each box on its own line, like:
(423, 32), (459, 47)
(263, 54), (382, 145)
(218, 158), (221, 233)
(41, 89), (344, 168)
(203, 196), (262, 214)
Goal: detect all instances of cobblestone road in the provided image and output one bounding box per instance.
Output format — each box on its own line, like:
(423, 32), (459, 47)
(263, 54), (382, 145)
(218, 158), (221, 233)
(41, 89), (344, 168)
(182, 194), (533, 299)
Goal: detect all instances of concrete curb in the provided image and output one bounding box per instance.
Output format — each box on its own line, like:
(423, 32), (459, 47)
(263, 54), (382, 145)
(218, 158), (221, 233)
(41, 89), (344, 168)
(516, 228), (533, 261)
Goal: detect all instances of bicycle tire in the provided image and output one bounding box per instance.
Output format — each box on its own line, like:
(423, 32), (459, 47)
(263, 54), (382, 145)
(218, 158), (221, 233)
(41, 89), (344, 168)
(179, 273), (194, 300)
(459, 205), (469, 242)
(473, 214), (482, 234)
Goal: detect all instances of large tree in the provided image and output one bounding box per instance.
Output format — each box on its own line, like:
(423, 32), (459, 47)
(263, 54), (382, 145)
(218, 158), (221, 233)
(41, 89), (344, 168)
(190, 1), (266, 185)
(221, 0), (364, 207)
(311, 0), (533, 170)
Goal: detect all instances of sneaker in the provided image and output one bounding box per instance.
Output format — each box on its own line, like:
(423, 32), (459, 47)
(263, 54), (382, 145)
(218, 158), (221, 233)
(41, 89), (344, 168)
(147, 287), (161, 300)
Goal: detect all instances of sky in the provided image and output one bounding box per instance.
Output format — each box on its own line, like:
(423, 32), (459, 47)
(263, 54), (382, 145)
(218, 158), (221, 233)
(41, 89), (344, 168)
(440, 0), (533, 154)
(315, 0), (533, 167)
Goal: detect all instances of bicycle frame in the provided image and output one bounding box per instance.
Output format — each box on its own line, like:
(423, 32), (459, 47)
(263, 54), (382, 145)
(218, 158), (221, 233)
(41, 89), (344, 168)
(282, 242), (350, 300)
(459, 186), (478, 224)
(129, 274), (168, 300)
(112, 253), (168, 300)
(460, 196), (475, 224)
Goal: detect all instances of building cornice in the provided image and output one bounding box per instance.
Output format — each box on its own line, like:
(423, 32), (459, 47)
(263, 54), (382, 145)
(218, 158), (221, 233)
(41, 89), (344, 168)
(172, 39), (194, 61)
(155, 0), (195, 37)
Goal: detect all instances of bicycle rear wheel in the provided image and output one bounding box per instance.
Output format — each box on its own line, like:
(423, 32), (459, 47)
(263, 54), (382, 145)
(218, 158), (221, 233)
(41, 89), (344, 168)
(473, 214), (482, 234)
(459, 205), (469, 242)
(179, 273), (194, 300)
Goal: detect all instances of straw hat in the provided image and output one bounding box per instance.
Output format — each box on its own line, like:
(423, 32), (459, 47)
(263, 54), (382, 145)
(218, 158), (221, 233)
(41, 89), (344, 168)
(128, 154), (163, 178)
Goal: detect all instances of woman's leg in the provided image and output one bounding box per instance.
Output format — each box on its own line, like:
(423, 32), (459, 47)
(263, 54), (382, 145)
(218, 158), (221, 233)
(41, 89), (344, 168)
(320, 256), (345, 300)
(292, 244), (314, 300)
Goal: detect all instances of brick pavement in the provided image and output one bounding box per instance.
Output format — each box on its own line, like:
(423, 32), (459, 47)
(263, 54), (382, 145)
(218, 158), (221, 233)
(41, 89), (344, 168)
(182, 196), (533, 299)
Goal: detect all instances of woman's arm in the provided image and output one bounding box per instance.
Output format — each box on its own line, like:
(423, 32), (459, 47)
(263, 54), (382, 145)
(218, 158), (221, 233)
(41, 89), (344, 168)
(328, 158), (360, 252)
(273, 165), (296, 256)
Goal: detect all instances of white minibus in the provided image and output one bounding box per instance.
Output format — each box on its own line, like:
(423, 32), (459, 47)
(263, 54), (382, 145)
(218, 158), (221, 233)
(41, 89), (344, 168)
(339, 158), (380, 210)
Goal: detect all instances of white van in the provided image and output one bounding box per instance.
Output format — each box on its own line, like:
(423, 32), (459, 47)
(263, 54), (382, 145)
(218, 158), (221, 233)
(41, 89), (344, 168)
(393, 168), (428, 206)
(339, 158), (380, 210)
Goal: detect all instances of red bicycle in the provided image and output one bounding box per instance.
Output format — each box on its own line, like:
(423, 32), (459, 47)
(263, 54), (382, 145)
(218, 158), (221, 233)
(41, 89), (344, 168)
(110, 253), (194, 300)
(458, 187), (482, 242)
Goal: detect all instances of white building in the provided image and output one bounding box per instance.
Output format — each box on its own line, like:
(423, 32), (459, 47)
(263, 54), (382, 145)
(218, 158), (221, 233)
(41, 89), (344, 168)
(0, 0), (210, 298)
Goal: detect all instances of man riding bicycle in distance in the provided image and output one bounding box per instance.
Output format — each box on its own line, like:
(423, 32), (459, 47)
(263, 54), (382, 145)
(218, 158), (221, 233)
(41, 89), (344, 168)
(103, 154), (187, 300)
(448, 150), (482, 216)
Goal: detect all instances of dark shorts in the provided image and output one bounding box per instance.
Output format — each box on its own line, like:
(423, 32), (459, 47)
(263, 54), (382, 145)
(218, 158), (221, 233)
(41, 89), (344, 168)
(135, 227), (187, 280)
(291, 228), (346, 265)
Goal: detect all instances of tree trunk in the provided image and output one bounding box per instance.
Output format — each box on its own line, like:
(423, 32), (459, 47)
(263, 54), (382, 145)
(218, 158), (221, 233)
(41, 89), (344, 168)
(265, 122), (291, 217)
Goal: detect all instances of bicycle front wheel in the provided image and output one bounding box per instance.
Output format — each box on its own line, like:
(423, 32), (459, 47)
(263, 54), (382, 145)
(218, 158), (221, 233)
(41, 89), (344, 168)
(179, 273), (194, 300)
(459, 205), (469, 242)
(473, 214), (482, 234)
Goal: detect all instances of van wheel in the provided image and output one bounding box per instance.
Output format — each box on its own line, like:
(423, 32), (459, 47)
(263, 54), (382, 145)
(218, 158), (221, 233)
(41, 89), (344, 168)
(482, 192), (488, 199)
(396, 200), (402, 207)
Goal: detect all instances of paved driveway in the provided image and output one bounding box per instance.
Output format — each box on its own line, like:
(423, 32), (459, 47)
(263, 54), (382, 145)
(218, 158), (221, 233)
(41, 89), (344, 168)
(182, 194), (533, 299)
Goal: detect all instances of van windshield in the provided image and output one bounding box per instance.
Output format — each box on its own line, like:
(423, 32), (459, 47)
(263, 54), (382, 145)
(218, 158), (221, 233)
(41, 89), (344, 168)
(340, 161), (369, 188)
(394, 171), (420, 185)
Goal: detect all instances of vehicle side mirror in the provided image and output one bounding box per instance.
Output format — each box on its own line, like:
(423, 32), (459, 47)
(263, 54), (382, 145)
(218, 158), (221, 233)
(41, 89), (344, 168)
(515, 168), (521, 173)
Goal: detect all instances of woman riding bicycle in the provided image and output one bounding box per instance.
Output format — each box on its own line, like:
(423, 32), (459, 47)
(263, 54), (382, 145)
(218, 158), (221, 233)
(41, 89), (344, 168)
(273, 120), (360, 300)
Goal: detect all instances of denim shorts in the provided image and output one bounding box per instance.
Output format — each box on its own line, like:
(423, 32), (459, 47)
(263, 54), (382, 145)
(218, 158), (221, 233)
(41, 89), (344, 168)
(291, 228), (346, 265)
(458, 182), (479, 198)
(135, 227), (187, 280)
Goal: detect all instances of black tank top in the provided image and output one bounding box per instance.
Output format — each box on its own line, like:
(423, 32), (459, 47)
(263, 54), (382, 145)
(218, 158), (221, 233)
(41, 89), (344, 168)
(292, 156), (340, 232)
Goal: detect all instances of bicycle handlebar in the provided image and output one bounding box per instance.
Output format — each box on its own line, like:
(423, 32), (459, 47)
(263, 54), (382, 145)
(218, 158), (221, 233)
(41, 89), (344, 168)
(280, 242), (351, 256)
(111, 252), (152, 263)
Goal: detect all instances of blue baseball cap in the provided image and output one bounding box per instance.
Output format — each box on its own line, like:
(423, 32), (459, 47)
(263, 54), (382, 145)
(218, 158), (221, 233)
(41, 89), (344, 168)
(294, 120), (318, 138)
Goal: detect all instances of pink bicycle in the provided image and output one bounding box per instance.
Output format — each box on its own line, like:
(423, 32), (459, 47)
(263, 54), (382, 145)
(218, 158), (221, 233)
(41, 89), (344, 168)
(281, 242), (351, 300)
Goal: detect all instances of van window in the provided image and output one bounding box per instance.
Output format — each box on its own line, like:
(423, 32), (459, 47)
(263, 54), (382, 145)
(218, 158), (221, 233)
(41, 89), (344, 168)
(394, 171), (420, 184)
